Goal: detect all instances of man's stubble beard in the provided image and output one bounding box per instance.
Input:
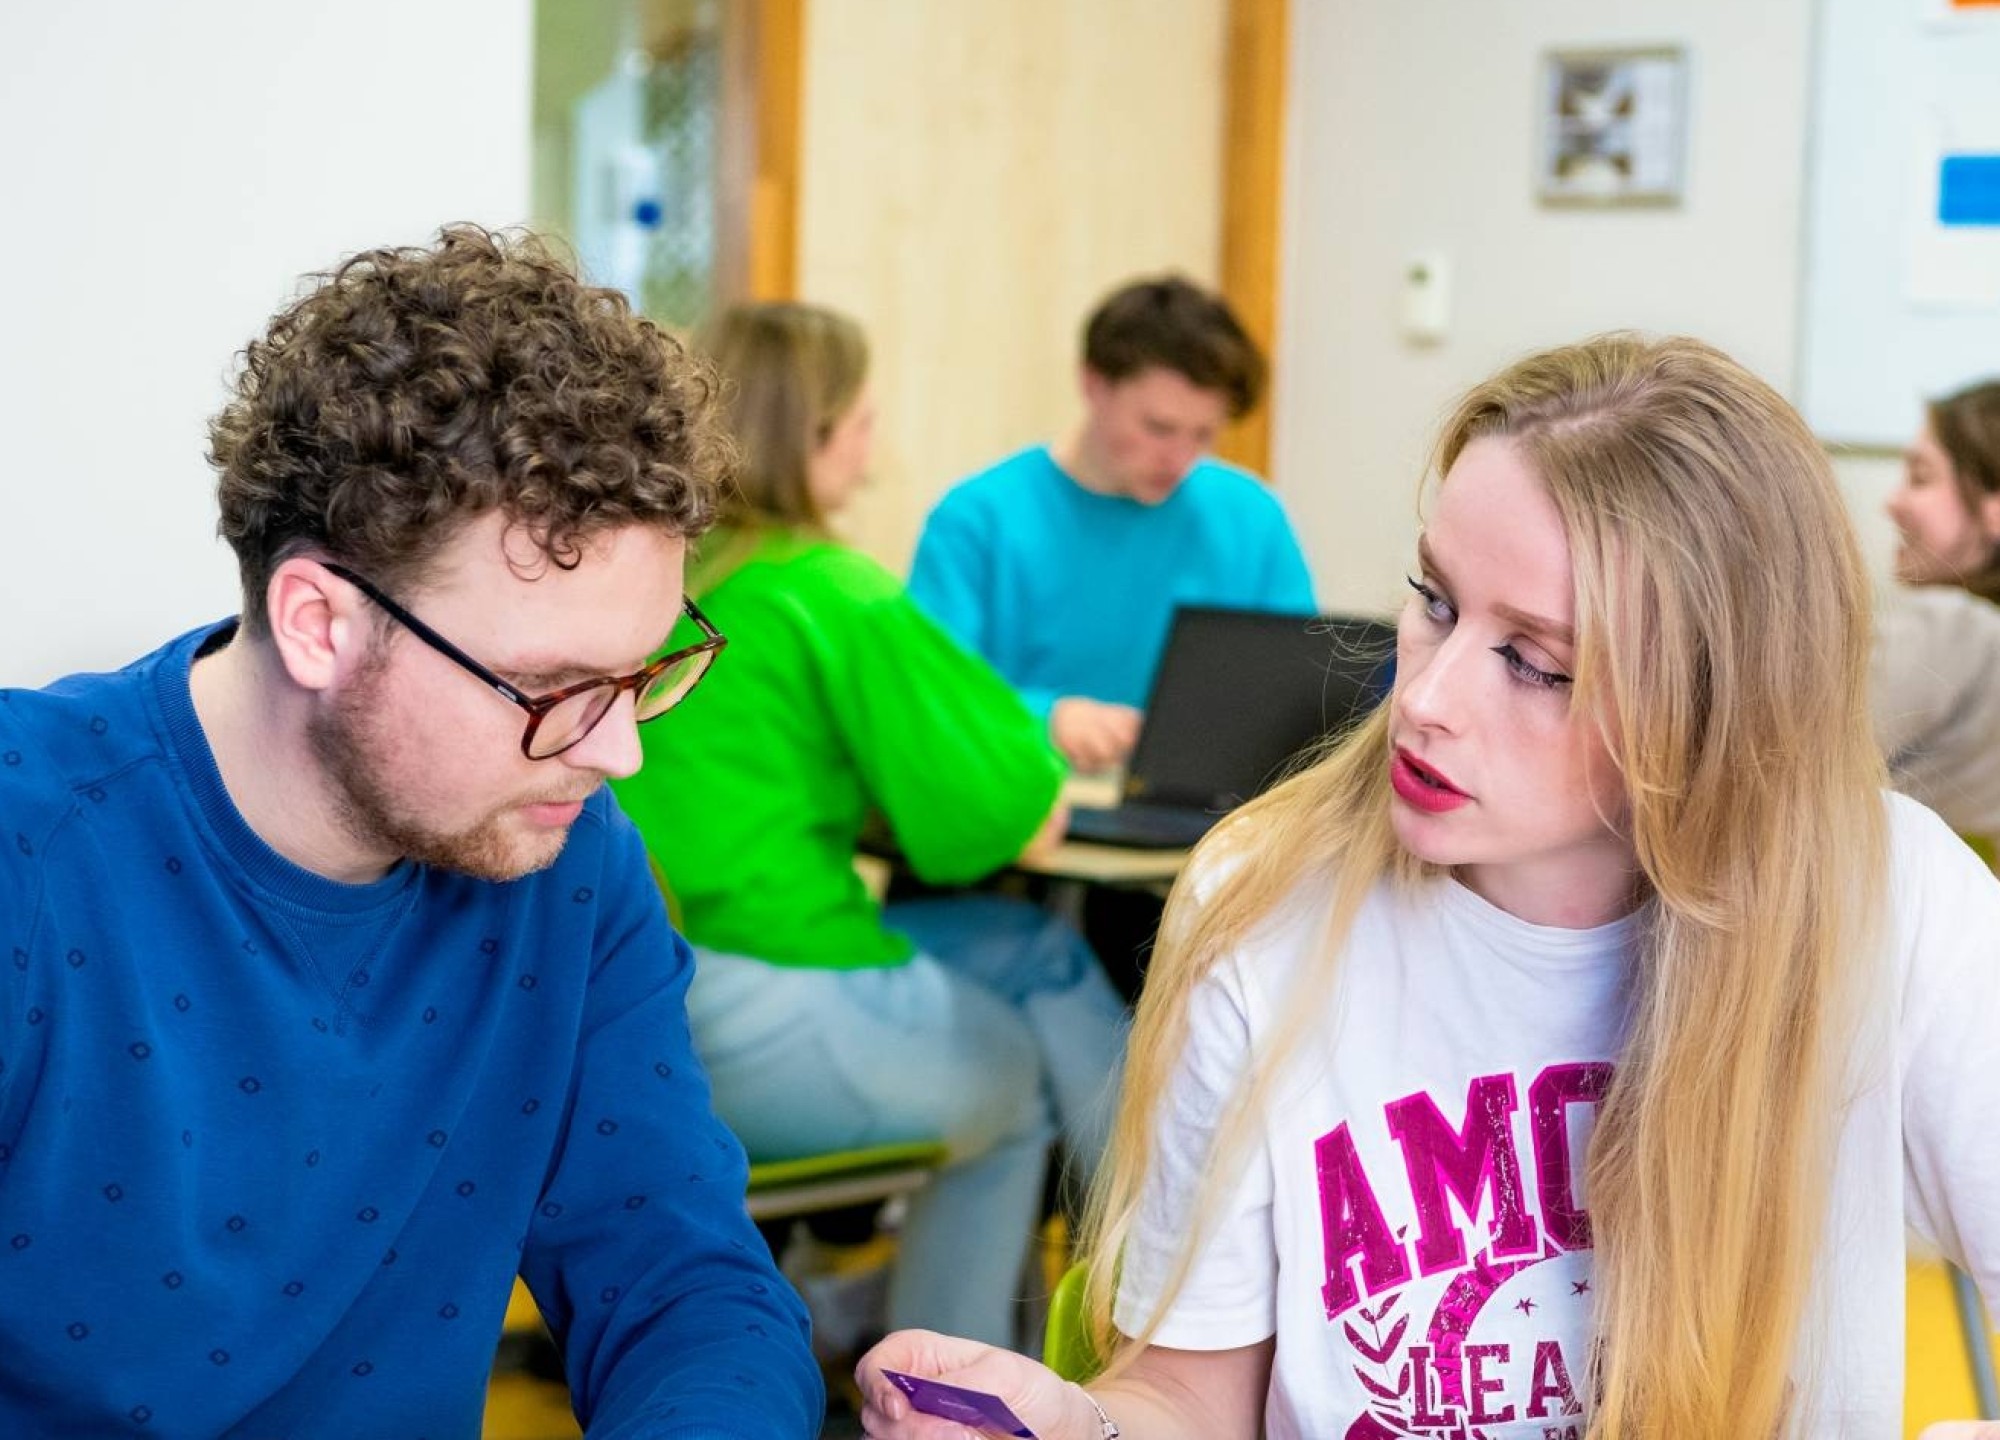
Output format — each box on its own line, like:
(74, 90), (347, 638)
(306, 655), (573, 883)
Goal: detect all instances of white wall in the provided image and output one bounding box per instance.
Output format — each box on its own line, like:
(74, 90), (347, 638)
(1272, 0), (1908, 615)
(0, 3), (531, 687)
(5, 3), (1904, 691)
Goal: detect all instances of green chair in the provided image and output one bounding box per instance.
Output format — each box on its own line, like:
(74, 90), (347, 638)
(745, 1140), (949, 1225)
(745, 1140), (950, 1275)
(496, 1143), (948, 1385)
(1043, 1262), (1103, 1382)
(646, 864), (950, 1240)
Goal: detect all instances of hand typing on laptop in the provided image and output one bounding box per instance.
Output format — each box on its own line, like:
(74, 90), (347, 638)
(1063, 606), (1397, 851)
(1052, 696), (1144, 770)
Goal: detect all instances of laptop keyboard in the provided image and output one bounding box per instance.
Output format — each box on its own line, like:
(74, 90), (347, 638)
(1064, 803), (1219, 850)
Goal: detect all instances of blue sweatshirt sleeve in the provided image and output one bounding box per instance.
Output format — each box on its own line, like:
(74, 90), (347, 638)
(910, 491), (1064, 724)
(907, 493), (993, 661)
(517, 818), (821, 1439)
(0, 696), (50, 1118)
(1256, 502), (1317, 615)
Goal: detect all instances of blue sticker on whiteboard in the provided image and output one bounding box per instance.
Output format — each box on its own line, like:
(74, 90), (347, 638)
(1939, 154), (2000, 227)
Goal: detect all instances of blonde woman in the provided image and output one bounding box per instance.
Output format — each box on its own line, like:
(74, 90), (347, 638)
(1873, 379), (2000, 838)
(613, 302), (1127, 1351)
(856, 335), (2000, 1437)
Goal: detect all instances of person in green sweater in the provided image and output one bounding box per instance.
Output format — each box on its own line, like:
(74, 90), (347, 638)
(613, 302), (1128, 1350)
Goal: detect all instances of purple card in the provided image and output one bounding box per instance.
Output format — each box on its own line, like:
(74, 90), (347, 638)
(880, 1368), (1038, 1438)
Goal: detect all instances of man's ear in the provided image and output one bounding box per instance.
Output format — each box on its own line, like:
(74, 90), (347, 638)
(265, 558), (360, 694)
(1079, 363), (1110, 410)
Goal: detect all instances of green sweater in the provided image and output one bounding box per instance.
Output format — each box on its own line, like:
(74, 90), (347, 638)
(614, 527), (1065, 970)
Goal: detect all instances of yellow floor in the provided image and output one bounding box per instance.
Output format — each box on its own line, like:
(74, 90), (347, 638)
(483, 1372), (579, 1440)
(1908, 1256), (1996, 1435)
(486, 1280), (580, 1440)
(481, 1256), (1993, 1438)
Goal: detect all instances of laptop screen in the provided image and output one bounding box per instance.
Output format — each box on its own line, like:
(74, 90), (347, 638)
(1120, 607), (1397, 812)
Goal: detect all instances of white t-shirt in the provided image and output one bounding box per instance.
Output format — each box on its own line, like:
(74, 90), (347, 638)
(1116, 794), (2000, 1439)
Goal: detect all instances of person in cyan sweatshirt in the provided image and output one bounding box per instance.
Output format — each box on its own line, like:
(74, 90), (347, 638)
(0, 225), (822, 1439)
(908, 275), (1316, 774)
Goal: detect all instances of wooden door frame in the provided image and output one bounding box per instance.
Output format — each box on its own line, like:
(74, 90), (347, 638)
(716, 0), (803, 304)
(721, 0), (1284, 470)
(1216, 0), (1288, 478)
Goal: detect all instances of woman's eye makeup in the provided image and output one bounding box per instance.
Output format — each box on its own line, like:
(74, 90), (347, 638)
(1408, 574), (1574, 690)
(1491, 643), (1573, 690)
(1406, 575), (1455, 623)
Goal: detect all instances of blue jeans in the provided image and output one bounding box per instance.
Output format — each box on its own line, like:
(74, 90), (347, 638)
(685, 895), (1129, 1348)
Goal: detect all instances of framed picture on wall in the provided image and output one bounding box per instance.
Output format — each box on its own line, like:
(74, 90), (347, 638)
(1538, 46), (1688, 206)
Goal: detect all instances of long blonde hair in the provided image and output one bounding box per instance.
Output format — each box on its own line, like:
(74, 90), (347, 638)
(1081, 334), (1887, 1438)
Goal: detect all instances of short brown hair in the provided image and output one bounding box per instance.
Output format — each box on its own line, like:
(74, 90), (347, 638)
(210, 224), (727, 633)
(1930, 379), (2000, 505)
(1928, 378), (2000, 600)
(695, 302), (869, 531)
(1080, 275), (1265, 419)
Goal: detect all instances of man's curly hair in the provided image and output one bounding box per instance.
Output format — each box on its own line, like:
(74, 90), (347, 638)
(210, 224), (726, 634)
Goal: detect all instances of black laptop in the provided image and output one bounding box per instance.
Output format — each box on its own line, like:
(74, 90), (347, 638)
(1064, 607), (1397, 850)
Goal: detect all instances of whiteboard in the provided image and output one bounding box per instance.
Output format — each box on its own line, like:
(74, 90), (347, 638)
(1799, 0), (2000, 448)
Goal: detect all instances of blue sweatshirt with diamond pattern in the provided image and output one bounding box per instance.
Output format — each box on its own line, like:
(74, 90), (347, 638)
(0, 623), (821, 1439)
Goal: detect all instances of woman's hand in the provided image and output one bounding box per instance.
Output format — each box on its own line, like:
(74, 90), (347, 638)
(1018, 800), (1072, 865)
(855, 1329), (1095, 1440)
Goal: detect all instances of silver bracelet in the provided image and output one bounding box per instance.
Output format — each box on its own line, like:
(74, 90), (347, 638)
(1073, 1383), (1120, 1439)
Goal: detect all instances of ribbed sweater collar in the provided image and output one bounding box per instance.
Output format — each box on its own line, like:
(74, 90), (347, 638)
(151, 621), (416, 918)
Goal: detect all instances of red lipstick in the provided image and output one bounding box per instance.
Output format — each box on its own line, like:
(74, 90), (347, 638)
(1391, 748), (1471, 814)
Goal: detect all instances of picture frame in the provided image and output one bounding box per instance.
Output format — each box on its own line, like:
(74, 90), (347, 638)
(1538, 46), (1688, 206)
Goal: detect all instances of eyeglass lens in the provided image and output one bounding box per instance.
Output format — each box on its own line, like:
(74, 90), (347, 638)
(634, 649), (715, 720)
(525, 649), (717, 759)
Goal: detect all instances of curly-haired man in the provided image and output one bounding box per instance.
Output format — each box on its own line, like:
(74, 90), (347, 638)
(0, 226), (822, 1437)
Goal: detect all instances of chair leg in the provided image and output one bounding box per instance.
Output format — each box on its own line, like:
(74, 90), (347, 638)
(1950, 1263), (1999, 1420)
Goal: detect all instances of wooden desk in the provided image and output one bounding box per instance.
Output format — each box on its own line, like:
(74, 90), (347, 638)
(850, 774), (1183, 995)
(1013, 835), (1185, 889)
(1013, 771), (1187, 893)
(853, 773), (1190, 897)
